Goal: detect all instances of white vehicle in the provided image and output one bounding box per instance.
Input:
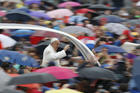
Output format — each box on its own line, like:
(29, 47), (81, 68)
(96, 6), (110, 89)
(0, 23), (100, 66)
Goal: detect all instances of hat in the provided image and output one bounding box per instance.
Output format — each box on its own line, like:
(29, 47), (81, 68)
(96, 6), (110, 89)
(50, 38), (59, 43)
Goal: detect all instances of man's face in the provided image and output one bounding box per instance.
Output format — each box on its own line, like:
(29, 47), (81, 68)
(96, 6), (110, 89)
(51, 40), (60, 50)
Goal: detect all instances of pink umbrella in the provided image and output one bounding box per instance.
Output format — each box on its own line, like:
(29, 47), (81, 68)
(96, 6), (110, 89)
(58, 1), (81, 8)
(33, 66), (78, 79)
(0, 11), (6, 17)
(46, 9), (74, 18)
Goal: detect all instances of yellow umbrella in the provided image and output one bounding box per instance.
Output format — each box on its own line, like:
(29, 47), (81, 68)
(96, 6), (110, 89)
(45, 88), (83, 93)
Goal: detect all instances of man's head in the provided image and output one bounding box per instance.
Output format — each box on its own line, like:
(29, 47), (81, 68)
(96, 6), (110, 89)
(50, 38), (60, 50)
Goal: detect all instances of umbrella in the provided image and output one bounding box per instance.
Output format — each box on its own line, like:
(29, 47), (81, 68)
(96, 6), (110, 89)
(95, 44), (126, 53)
(75, 8), (95, 14)
(0, 70), (15, 92)
(88, 4), (114, 10)
(126, 19), (140, 26)
(12, 7), (31, 13)
(78, 67), (118, 80)
(46, 9), (73, 18)
(58, 1), (81, 8)
(8, 73), (41, 89)
(132, 57), (140, 90)
(0, 50), (40, 67)
(0, 11), (6, 17)
(61, 26), (94, 36)
(11, 29), (35, 37)
(0, 0), (22, 3)
(33, 66), (78, 79)
(121, 42), (140, 53)
(29, 11), (51, 20)
(104, 23), (129, 35)
(24, 0), (40, 5)
(69, 15), (88, 24)
(7, 72), (57, 85)
(94, 15), (126, 23)
(0, 34), (17, 48)
(46, 88), (83, 93)
(0, 89), (24, 93)
(5, 10), (33, 22)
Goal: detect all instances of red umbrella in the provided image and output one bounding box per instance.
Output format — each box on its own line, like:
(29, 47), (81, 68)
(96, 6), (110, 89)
(33, 66), (78, 79)
(76, 8), (95, 14)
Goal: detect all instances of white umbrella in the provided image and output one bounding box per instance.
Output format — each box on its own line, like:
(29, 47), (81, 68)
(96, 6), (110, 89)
(104, 23), (129, 35)
(61, 26), (94, 36)
(121, 42), (140, 53)
(0, 34), (16, 48)
(46, 9), (74, 18)
(0, 0), (21, 3)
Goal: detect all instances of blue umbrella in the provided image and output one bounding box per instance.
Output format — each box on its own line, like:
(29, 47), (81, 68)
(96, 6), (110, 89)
(24, 0), (40, 5)
(94, 15), (126, 23)
(29, 11), (52, 20)
(12, 7), (31, 13)
(69, 15), (88, 24)
(95, 44), (126, 53)
(5, 10), (33, 22)
(0, 50), (40, 67)
(11, 29), (35, 37)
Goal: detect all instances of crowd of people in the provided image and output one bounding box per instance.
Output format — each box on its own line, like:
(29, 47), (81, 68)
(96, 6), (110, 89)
(0, 0), (140, 93)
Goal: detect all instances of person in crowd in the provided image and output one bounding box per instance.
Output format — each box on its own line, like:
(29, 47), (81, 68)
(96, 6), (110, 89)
(41, 38), (70, 67)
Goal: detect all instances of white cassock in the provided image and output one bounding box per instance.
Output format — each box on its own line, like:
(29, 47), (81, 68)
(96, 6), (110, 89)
(41, 44), (67, 67)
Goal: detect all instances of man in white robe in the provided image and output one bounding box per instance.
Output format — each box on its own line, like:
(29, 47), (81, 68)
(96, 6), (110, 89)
(41, 38), (69, 67)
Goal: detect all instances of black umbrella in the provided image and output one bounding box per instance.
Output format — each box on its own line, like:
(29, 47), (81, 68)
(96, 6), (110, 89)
(7, 72), (57, 85)
(78, 67), (118, 80)
(5, 10), (34, 22)
(88, 4), (114, 10)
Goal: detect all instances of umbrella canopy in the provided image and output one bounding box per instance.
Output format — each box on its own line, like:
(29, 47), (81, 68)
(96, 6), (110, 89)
(94, 15), (126, 23)
(78, 67), (118, 80)
(29, 11), (51, 20)
(75, 8), (95, 14)
(0, 11), (6, 17)
(95, 44), (126, 53)
(46, 88), (83, 93)
(0, 0), (22, 3)
(46, 9), (73, 18)
(61, 26), (94, 36)
(121, 42), (140, 53)
(132, 57), (140, 90)
(33, 66), (78, 79)
(24, 0), (40, 5)
(104, 23), (129, 35)
(69, 15), (88, 24)
(0, 34), (17, 48)
(12, 7), (31, 13)
(126, 19), (140, 26)
(0, 50), (40, 67)
(88, 4), (114, 10)
(8, 74), (40, 89)
(58, 1), (81, 8)
(5, 10), (33, 22)
(7, 72), (57, 85)
(11, 29), (35, 37)
(0, 70), (15, 92)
